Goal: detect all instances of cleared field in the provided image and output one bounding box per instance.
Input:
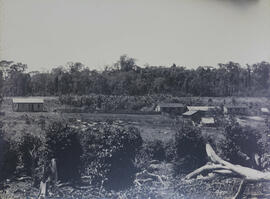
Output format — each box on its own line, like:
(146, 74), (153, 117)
(0, 111), (177, 143)
(1, 96), (269, 142)
(63, 113), (178, 142)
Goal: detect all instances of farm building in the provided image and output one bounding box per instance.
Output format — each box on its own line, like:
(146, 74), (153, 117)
(12, 98), (44, 112)
(223, 105), (248, 115)
(183, 106), (217, 123)
(187, 106), (216, 112)
(200, 117), (215, 127)
(261, 108), (270, 115)
(182, 110), (203, 123)
(155, 103), (187, 115)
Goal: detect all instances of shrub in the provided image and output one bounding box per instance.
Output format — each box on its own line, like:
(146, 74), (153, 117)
(174, 123), (207, 173)
(0, 126), (17, 181)
(135, 139), (176, 171)
(221, 121), (264, 169)
(45, 122), (82, 182)
(79, 122), (143, 190)
(17, 133), (42, 177)
(164, 139), (176, 162)
(142, 140), (166, 162)
(0, 127), (43, 183)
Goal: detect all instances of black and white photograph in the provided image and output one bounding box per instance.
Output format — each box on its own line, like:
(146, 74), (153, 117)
(0, 0), (270, 198)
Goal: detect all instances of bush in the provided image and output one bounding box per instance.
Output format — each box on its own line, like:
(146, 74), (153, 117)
(164, 139), (176, 162)
(174, 123), (207, 173)
(0, 127), (17, 181)
(79, 122), (143, 190)
(135, 139), (176, 170)
(45, 122), (82, 182)
(59, 94), (195, 113)
(140, 140), (175, 162)
(221, 121), (264, 169)
(143, 140), (166, 161)
(0, 127), (43, 183)
(17, 133), (42, 177)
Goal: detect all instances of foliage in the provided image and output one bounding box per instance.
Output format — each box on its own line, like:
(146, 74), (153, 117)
(220, 121), (267, 169)
(135, 139), (176, 172)
(1, 58), (270, 97)
(0, 131), (43, 184)
(79, 122), (143, 190)
(141, 140), (166, 162)
(164, 139), (177, 162)
(44, 122), (82, 182)
(0, 61), (30, 96)
(0, 130), (17, 182)
(58, 94), (205, 113)
(17, 133), (42, 177)
(0, 119), (143, 189)
(0, 69), (3, 104)
(174, 123), (207, 173)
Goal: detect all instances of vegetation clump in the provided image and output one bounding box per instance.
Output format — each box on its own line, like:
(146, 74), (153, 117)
(44, 122), (82, 182)
(174, 123), (207, 173)
(79, 121), (143, 190)
(0, 126), (17, 181)
(219, 120), (270, 170)
(1, 58), (270, 97)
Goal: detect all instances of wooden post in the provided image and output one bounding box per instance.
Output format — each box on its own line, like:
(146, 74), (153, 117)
(38, 180), (47, 199)
(51, 158), (58, 184)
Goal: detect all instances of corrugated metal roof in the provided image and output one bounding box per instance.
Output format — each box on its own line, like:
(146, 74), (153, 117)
(261, 108), (269, 113)
(183, 110), (198, 116)
(225, 105), (248, 109)
(187, 106), (215, 111)
(12, 98), (44, 103)
(158, 103), (185, 108)
(247, 116), (264, 121)
(201, 117), (215, 124)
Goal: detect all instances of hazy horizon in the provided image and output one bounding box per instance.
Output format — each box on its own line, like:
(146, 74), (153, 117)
(1, 0), (270, 71)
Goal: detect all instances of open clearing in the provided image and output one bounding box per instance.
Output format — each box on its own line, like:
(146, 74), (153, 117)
(1, 96), (268, 144)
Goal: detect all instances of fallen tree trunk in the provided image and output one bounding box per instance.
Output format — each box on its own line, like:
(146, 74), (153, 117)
(185, 143), (270, 198)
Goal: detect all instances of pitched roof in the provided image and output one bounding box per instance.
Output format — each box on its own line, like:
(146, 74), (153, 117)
(158, 103), (185, 108)
(12, 98), (44, 104)
(183, 110), (198, 116)
(261, 108), (269, 113)
(187, 106), (216, 111)
(247, 116), (264, 121)
(201, 117), (215, 124)
(224, 105), (248, 109)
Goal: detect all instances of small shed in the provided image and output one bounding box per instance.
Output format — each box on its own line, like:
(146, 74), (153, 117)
(12, 98), (44, 112)
(261, 108), (270, 115)
(200, 117), (215, 127)
(186, 106), (216, 117)
(187, 106), (216, 112)
(183, 110), (202, 123)
(224, 105), (248, 115)
(156, 103), (187, 115)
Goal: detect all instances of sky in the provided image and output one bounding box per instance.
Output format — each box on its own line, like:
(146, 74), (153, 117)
(0, 0), (270, 71)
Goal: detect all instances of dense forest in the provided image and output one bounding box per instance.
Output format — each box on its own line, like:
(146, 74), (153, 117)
(0, 55), (270, 97)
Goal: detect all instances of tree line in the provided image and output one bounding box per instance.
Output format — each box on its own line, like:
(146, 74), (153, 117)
(0, 55), (270, 97)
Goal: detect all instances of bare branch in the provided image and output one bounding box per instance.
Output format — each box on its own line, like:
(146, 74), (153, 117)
(232, 179), (246, 199)
(205, 144), (270, 182)
(185, 144), (270, 199)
